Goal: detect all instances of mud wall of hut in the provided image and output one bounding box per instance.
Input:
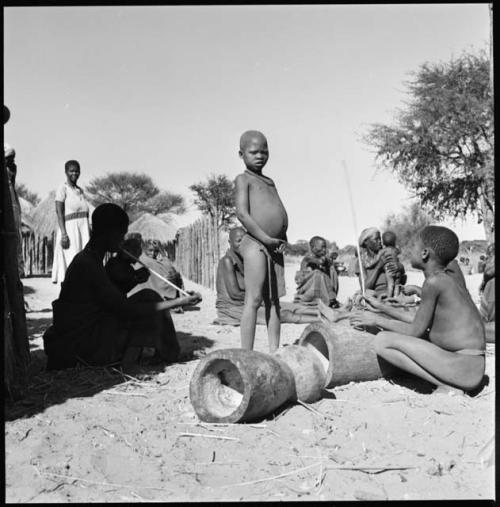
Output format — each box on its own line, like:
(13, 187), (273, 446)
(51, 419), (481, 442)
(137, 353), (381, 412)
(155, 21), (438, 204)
(174, 216), (227, 289)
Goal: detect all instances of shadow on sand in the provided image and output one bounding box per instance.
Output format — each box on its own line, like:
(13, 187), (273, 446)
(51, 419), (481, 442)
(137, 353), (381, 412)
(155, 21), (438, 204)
(5, 329), (215, 422)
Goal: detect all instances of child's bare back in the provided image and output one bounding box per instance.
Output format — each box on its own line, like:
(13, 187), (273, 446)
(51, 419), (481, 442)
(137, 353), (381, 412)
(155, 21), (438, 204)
(425, 271), (484, 352)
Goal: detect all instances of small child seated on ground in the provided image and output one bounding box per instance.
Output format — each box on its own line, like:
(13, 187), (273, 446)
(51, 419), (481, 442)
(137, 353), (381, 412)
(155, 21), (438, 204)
(295, 236), (339, 307)
(350, 225), (485, 393)
(105, 237), (150, 294)
(381, 230), (401, 298)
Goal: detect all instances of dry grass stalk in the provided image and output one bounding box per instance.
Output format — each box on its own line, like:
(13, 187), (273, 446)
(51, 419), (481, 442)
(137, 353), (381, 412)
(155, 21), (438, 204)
(178, 432), (240, 441)
(220, 462), (323, 488)
(43, 471), (173, 492)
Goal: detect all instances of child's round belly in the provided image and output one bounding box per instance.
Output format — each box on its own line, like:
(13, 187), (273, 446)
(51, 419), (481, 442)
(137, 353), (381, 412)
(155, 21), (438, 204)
(251, 205), (288, 239)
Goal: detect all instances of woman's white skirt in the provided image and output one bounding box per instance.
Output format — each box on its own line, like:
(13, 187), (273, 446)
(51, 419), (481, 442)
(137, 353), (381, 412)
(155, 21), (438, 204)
(51, 217), (90, 283)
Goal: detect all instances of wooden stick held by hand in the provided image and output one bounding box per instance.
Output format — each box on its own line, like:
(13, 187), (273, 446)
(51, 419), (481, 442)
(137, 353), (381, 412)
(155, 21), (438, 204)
(121, 248), (191, 297)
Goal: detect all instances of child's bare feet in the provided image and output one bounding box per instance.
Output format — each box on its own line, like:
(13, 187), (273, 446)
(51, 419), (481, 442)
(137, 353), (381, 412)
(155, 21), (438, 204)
(318, 300), (350, 323)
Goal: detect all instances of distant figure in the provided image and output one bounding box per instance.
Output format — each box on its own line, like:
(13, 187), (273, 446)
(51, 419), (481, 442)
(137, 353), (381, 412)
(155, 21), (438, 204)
(43, 204), (201, 371)
(294, 236), (339, 308)
(52, 160), (91, 284)
(479, 243), (495, 327)
(351, 226), (485, 393)
(477, 255), (486, 274)
(235, 130), (288, 352)
(355, 227), (404, 297)
(214, 227), (318, 325)
(4, 144), (24, 277)
(381, 230), (402, 298)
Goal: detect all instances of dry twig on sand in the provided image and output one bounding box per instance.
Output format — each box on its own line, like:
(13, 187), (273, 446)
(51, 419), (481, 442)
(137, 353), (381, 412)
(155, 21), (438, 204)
(326, 465), (417, 474)
(177, 432), (240, 442)
(296, 400), (334, 421)
(220, 462), (323, 488)
(104, 390), (148, 398)
(43, 472), (173, 492)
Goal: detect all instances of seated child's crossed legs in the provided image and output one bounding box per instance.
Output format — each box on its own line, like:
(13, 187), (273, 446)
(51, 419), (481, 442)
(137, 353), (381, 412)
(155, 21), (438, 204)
(374, 331), (484, 392)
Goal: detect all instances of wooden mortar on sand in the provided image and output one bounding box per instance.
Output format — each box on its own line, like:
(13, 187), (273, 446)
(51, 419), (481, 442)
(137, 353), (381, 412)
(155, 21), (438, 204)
(298, 321), (397, 389)
(189, 345), (327, 423)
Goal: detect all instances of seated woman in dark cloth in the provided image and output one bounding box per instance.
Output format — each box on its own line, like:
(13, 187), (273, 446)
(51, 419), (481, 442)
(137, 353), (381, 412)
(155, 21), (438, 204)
(43, 204), (201, 372)
(355, 227), (406, 297)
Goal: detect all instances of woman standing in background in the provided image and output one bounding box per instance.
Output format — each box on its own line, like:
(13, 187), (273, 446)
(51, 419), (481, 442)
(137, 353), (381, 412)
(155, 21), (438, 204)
(52, 160), (91, 283)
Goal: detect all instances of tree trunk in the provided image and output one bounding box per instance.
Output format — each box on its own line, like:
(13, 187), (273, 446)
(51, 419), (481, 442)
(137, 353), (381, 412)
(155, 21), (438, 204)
(480, 194), (495, 243)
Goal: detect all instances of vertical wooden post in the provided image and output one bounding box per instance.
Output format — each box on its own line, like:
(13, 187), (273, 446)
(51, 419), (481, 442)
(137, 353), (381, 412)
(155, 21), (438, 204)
(2, 165), (30, 396)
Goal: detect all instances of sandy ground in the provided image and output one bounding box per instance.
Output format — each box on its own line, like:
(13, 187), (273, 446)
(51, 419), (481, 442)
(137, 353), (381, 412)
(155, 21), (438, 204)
(5, 261), (495, 502)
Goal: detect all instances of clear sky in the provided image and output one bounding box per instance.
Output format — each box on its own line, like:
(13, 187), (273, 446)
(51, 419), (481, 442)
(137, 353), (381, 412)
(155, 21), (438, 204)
(4, 4), (490, 245)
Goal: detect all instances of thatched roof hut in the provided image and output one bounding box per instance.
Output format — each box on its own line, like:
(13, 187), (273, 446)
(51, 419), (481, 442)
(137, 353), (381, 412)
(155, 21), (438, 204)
(128, 213), (178, 243)
(31, 190), (57, 238)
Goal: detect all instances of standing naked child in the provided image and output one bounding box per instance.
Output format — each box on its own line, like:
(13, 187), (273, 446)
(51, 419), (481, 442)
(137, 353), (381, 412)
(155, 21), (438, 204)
(381, 230), (402, 298)
(350, 226), (485, 393)
(235, 130), (288, 352)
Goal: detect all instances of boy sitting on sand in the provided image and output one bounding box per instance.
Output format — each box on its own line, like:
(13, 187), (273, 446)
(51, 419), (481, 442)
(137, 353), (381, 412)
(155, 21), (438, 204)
(43, 204), (201, 372)
(350, 225), (485, 393)
(234, 130), (288, 352)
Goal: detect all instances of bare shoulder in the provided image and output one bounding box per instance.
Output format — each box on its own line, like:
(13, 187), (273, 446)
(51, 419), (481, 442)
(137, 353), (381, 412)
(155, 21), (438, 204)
(235, 173), (250, 185)
(425, 272), (457, 294)
(221, 255), (234, 270)
(422, 274), (444, 293)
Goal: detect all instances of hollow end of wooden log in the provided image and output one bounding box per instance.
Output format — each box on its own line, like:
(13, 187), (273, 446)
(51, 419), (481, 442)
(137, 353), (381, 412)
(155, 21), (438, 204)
(189, 349), (295, 423)
(298, 325), (335, 389)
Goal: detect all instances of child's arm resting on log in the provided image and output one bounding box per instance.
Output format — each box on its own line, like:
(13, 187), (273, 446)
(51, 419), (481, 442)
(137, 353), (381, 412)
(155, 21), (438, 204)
(351, 280), (437, 336)
(234, 174), (286, 252)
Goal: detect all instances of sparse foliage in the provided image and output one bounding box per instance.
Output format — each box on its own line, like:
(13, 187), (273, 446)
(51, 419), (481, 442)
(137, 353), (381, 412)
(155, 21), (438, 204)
(364, 50), (494, 241)
(189, 174), (236, 230)
(285, 240), (309, 257)
(16, 183), (40, 207)
(382, 201), (433, 261)
(147, 191), (186, 215)
(85, 172), (186, 222)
